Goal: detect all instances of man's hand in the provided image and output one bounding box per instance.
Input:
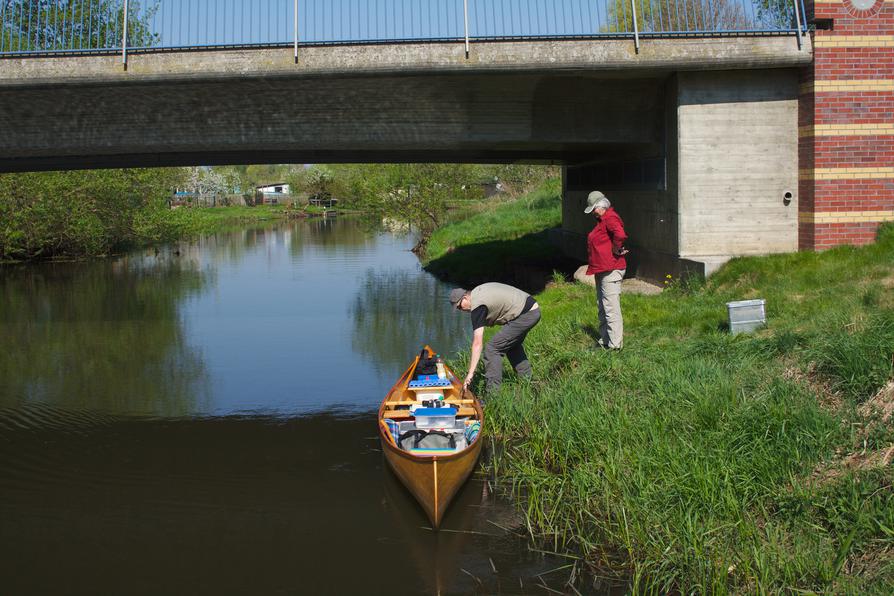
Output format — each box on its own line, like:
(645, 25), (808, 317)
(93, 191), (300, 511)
(613, 246), (629, 257)
(463, 374), (473, 390)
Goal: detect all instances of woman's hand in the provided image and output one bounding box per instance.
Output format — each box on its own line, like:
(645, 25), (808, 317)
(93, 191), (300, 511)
(463, 374), (473, 390)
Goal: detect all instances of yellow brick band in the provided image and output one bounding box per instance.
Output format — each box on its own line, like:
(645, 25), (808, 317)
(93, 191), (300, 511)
(799, 211), (894, 224)
(801, 80), (894, 94)
(799, 123), (894, 137)
(799, 167), (894, 180)
(814, 36), (894, 48)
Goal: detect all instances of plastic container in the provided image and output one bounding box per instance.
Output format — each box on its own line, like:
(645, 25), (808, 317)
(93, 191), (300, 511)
(727, 299), (766, 335)
(412, 407), (456, 429)
(415, 391), (444, 402)
(435, 355), (446, 380)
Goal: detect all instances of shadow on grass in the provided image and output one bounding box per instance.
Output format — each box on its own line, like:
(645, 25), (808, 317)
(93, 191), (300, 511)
(423, 230), (578, 294)
(580, 324), (603, 347)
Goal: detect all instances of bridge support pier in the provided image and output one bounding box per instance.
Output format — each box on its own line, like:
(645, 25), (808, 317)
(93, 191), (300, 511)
(558, 69), (800, 281)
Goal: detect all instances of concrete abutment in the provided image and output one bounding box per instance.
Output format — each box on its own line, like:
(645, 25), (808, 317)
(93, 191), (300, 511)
(558, 68), (800, 281)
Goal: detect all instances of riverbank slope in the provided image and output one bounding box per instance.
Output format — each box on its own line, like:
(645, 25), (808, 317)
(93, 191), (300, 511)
(427, 187), (894, 593)
(424, 179), (577, 292)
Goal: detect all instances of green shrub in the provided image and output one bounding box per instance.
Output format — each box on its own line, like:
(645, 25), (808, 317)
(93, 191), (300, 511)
(0, 169), (184, 260)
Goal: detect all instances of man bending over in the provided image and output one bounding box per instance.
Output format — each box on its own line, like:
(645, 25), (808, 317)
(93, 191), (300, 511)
(449, 283), (541, 394)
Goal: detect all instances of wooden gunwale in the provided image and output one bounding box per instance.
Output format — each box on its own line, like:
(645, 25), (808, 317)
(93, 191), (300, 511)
(377, 346), (484, 528)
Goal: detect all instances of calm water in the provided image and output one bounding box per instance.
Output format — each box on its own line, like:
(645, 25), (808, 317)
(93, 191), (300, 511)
(0, 218), (596, 595)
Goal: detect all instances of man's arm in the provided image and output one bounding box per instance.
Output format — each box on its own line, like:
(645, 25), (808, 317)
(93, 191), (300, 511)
(464, 326), (485, 389)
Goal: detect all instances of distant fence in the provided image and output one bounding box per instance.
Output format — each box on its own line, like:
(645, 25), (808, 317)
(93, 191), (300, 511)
(0, 0), (807, 58)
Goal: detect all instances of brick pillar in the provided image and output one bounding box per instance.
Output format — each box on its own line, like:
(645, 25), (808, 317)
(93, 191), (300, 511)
(799, 0), (894, 250)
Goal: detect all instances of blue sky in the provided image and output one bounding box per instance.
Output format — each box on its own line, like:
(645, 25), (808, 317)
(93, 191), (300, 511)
(1, 0), (793, 53)
(133, 0), (621, 48)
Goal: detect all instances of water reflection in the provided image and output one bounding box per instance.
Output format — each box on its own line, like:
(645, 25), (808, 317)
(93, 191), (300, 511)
(0, 218), (467, 417)
(350, 268), (469, 374)
(295, 216), (379, 251)
(0, 217), (605, 594)
(0, 412), (588, 595)
(0, 254), (210, 416)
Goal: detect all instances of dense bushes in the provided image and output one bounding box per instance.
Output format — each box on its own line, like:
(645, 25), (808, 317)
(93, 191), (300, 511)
(0, 170), (296, 262)
(0, 169), (184, 260)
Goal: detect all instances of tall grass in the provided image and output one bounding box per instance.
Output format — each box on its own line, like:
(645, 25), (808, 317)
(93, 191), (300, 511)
(436, 189), (894, 593)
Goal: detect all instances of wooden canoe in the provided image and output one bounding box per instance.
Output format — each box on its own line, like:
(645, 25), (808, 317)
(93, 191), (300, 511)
(377, 346), (484, 528)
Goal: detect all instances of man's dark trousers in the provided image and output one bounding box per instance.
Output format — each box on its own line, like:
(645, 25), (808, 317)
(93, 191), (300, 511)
(482, 308), (541, 393)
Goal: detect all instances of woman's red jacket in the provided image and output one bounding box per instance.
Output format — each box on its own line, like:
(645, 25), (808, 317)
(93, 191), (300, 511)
(586, 207), (628, 275)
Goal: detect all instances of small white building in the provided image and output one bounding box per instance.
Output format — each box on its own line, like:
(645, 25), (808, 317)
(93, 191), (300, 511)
(256, 182), (290, 195)
(255, 182), (290, 205)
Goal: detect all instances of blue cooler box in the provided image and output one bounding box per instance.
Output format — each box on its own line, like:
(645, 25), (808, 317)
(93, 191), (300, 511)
(412, 407), (457, 429)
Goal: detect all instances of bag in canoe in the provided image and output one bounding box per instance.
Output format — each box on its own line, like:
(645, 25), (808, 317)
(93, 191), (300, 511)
(413, 348), (439, 376)
(398, 429), (456, 451)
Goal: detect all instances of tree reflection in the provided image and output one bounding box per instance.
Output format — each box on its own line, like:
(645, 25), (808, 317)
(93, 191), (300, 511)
(0, 255), (210, 417)
(349, 268), (469, 373)
(291, 217), (378, 255)
(198, 217), (378, 263)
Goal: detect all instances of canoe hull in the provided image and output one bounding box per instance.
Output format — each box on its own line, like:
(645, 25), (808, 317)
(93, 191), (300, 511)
(378, 346), (484, 528)
(382, 432), (482, 528)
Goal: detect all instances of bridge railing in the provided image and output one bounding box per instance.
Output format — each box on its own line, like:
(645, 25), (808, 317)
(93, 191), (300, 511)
(0, 0), (808, 57)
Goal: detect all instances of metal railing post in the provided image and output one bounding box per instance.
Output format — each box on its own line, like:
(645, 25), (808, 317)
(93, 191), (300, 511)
(630, 0), (640, 53)
(122, 0), (129, 67)
(463, 0), (470, 58)
(294, 0), (299, 63)
(0, 0), (7, 53)
(792, 0), (803, 51)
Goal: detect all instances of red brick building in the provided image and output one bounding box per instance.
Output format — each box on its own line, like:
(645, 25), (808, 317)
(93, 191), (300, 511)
(800, 0), (894, 249)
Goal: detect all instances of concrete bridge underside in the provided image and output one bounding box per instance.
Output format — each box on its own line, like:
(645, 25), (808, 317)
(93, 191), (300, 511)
(1, 71), (669, 170)
(0, 37), (812, 278)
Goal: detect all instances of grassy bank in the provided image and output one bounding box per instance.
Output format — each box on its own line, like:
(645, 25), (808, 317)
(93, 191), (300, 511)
(431, 189), (894, 593)
(1, 204), (291, 263)
(103, 203), (344, 255)
(159, 204), (288, 237)
(424, 179), (576, 290)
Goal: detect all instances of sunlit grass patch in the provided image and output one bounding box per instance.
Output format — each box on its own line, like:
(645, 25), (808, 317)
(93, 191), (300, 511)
(435, 187), (894, 593)
(425, 178), (562, 263)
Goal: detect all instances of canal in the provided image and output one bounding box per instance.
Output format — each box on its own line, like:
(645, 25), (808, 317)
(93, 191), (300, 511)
(0, 217), (586, 595)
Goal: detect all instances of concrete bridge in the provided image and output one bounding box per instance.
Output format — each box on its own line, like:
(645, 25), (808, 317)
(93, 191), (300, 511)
(0, 0), (891, 278)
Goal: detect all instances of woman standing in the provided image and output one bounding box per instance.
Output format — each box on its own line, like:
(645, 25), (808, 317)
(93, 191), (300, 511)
(584, 191), (628, 350)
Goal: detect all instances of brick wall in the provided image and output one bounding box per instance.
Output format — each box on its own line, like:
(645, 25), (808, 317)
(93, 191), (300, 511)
(799, 0), (894, 249)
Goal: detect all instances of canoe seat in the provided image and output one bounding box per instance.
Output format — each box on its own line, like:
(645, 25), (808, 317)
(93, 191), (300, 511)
(386, 399), (474, 406)
(383, 407), (476, 419)
(408, 379), (453, 389)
